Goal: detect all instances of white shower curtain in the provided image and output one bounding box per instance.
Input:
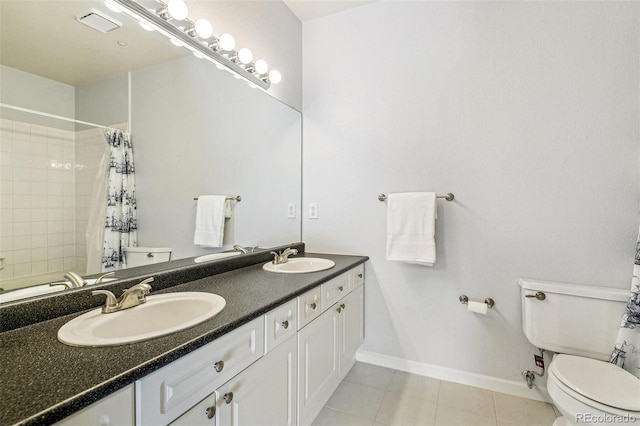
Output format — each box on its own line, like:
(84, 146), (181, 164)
(610, 225), (640, 378)
(101, 129), (137, 271)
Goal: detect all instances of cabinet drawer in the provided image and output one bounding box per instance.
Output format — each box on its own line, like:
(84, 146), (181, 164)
(321, 272), (351, 311)
(352, 264), (364, 289)
(136, 316), (264, 425)
(265, 299), (297, 353)
(297, 287), (321, 329)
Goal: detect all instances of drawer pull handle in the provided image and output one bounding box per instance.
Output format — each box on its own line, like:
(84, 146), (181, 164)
(281, 320), (289, 329)
(205, 406), (216, 419)
(340, 303), (345, 309)
(214, 360), (224, 372)
(358, 273), (363, 278)
(337, 306), (342, 313)
(338, 286), (344, 291)
(224, 392), (234, 404)
(309, 302), (317, 310)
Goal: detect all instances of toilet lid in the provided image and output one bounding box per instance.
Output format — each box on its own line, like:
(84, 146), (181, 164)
(551, 354), (640, 411)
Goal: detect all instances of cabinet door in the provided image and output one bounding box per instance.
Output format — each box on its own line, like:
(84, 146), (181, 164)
(217, 335), (297, 426)
(297, 306), (339, 425)
(339, 285), (364, 373)
(55, 385), (134, 426)
(170, 393), (218, 426)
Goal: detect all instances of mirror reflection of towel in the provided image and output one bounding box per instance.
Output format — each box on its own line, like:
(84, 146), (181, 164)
(194, 195), (228, 247)
(386, 192), (437, 266)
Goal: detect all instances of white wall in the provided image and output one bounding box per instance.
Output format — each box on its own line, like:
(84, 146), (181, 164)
(132, 56), (301, 260)
(302, 1), (640, 396)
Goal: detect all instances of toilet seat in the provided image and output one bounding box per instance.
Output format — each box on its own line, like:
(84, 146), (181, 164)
(550, 354), (640, 413)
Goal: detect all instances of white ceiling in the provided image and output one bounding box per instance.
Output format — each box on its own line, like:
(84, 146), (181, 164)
(0, 0), (189, 87)
(282, 0), (378, 21)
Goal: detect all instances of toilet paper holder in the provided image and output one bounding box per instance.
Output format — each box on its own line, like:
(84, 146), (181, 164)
(459, 295), (495, 309)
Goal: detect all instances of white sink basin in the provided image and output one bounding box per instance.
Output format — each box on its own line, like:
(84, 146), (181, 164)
(57, 292), (226, 347)
(194, 252), (241, 263)
(263, 257), (335, 274)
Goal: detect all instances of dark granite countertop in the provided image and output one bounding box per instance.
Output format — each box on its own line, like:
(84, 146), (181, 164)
(0, 252), (368, 426)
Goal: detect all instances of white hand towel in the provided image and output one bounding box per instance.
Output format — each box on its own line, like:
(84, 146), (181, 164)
(194, 195), (228, 247)
(386, 192), (437, 266)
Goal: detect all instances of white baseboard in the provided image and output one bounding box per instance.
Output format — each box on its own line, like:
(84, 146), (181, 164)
(356, 350), (553, 403)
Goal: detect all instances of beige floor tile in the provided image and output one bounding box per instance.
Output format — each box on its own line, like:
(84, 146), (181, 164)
(435, 404), (497, 426)
(345, 362), (397, 390)
(312, 407), (377, 426)
(437, 382), (496, 418)
(493, 393), (557, 426)
(375, 391), (438, 426)
(387, 371), (441, 402)
(326, 381), (386, 420)
(496, 420), (525, 426)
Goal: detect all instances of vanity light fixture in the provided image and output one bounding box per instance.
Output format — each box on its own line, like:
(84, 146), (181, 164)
(110, 0), (281, 89)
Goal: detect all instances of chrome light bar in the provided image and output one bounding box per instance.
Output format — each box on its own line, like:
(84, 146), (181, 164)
(111, 0), (271, 89)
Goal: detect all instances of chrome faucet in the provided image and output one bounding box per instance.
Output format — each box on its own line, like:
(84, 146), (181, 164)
(92, 277), (154, 314)
(63, 271), (86, 288)
(94, 271), (116, 284)
(270, 248), (298, 265)
(233, 245), (258, 254)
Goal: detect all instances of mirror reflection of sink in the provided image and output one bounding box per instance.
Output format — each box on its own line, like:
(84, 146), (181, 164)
(57, 292), (226, 347)
(263, 257), (336, 274)
(0, 278), (117, 304)
(194, 252), (241, 263)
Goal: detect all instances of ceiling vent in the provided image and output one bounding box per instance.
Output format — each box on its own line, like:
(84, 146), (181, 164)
(76, 9), (122, 33)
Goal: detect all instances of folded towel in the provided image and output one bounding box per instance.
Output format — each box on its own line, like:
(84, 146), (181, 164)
(386, 192), (437, 266)
(194, 195), (228, 247)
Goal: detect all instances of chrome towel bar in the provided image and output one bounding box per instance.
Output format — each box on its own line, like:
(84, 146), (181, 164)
(193, 196), (242, 202)
(378, 193), (454, 202)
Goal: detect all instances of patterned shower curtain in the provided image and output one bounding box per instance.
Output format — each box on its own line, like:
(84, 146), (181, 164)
(610, 225), (640, 378)
(102, 129), (137, 271)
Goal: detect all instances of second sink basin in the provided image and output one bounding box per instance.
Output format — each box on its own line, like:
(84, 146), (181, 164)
(57, 292), (226, 347)
(263, 257), (335, 274)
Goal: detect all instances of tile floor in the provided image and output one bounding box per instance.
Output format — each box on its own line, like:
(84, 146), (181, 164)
(312, 363), (560, 426)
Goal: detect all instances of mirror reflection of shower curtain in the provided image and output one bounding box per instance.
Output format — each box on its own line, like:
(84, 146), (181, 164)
(610, 225), (640, 379)
(86, 129), (137, 272)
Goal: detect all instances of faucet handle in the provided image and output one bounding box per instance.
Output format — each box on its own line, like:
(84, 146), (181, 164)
(92, 290), (117, 312)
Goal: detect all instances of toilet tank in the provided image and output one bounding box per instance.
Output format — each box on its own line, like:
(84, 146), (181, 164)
(519, 278), (628, 361)
(123, 247), (172, 268)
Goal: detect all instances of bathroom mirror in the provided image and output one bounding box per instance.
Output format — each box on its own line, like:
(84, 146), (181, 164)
(0, 0), (302, 302)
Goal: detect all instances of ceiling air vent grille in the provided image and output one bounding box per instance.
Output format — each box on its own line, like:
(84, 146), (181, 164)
(76, 8), (122, 33)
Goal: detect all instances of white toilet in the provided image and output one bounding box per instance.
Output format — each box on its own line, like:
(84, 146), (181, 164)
(520, 278), (640, 426)
(123, 247), (172, 268)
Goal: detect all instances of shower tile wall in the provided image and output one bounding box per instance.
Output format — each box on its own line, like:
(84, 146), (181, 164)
(0, 118), (81, 290)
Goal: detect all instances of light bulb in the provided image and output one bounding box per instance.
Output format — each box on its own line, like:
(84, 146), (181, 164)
(167, 0), (188, 20)
(254, 59), (268, 74)
(218, 33), (235, 51)
(193, 51), (205, 59)
(194, 18), (213, 39)
(238, 48), (253, 65)
(268, 70), (281, 84)
(170, 38), (183, 47)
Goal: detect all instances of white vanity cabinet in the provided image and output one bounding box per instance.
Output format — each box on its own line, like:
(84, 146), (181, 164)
(298, 266), (365, 426)
(57, 263), (365, 426)
(55, 385), (134, 426)
(136, 317), (264, 425)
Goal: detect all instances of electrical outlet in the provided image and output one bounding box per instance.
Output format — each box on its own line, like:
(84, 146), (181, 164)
(287, 203), (296, 218)
(309, 203), (318, 219)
